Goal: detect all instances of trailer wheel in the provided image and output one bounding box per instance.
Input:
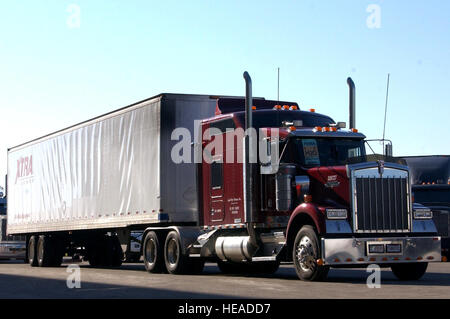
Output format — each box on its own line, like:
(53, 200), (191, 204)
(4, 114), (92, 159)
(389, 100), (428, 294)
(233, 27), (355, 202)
(143, 231), (164, 273)
(28, 236), (38, 267)
(87, 237), (107, 267)
(37, 235), (54, 267)
(293, 225), (329, 281)
(391, 262), (428, 280)
(88, 246), (102, 267)
(164, 231), (191, 274)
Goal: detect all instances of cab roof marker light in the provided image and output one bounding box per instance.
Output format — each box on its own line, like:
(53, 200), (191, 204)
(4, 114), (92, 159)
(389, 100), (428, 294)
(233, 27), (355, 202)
(351, 128), (358, 133)
(290, 105), (298, 110)
(309, 108), (316, 112)
(314, 126), (323, 132)
(274, 105), (282, 110)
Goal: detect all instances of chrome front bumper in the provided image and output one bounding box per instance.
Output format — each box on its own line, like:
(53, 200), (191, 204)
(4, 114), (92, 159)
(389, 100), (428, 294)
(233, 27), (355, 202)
(322, 236), (441, 266)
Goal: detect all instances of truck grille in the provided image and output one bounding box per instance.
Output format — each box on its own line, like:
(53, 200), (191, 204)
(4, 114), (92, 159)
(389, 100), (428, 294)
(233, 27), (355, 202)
(354, 177), (410, 233)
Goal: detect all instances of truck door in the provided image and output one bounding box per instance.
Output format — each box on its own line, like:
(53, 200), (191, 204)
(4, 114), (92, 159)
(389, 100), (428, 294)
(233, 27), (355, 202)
(201, 122), (225, 225)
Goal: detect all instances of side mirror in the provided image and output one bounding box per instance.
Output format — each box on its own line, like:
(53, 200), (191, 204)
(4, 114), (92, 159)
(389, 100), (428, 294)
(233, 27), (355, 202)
(260, 137), (279, 175)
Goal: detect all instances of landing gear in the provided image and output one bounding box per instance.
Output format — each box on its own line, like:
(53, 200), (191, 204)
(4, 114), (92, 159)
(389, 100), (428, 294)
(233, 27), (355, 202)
(293, 225), (329, 281)
(87, 235), (123, 268)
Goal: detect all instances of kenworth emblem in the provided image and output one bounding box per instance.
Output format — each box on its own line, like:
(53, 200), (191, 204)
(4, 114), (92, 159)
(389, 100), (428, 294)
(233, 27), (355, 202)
(325, 175), (340, 188)
(377, 160), (385, 176)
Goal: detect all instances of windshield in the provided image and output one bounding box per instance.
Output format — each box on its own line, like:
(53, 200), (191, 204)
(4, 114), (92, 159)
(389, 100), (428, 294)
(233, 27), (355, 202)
(281, 137), (366, 167)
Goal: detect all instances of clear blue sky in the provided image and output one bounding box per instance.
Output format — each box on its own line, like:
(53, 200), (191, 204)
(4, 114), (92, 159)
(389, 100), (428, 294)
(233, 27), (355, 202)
(0, 0), (449, 189)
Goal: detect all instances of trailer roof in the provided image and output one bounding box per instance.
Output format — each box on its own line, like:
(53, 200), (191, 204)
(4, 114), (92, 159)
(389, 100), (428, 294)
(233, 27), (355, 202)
(8, 93), (256, 152)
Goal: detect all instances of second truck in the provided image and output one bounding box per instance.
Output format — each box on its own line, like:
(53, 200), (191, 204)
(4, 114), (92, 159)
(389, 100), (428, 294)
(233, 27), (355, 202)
(6, 73), (441, 281)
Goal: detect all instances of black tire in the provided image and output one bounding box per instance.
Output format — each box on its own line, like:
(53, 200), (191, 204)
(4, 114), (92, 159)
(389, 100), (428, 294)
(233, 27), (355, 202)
(391, 262), (428, 280)
(28, 236), (38, 267)
(87, 237), (106, 267)
(88, 246), (102, 267)
(292, 225), (329, 281)
(37, 235), (54, 267)
(88, 235), (122, 267)
(143, 231), (165, 273)
(164, 231), (191, 274)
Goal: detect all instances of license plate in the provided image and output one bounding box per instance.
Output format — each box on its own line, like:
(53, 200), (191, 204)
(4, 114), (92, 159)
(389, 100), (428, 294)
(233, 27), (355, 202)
(368, 244), (384, 254)
(386, 244), (402, 254)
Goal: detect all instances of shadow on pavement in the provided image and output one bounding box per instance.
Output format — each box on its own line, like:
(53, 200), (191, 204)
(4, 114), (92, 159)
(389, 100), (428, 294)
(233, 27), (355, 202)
(3, 260), (449, 293)
(0, 272), (243, 299)
(200, 263), (450, 287)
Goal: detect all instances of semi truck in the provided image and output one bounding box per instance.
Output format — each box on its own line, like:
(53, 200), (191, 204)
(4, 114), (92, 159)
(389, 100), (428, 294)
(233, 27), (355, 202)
(7, 72), (441, 281)
(401, 155), (450, 259)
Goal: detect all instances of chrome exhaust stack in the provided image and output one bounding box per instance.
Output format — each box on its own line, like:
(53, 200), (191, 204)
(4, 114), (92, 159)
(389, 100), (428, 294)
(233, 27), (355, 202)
(243, 71), (258, 249)
(347, 77), (356, 129)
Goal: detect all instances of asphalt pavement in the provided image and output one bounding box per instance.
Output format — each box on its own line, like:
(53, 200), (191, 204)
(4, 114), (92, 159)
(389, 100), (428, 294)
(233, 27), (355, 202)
(0, 259), (449, 299)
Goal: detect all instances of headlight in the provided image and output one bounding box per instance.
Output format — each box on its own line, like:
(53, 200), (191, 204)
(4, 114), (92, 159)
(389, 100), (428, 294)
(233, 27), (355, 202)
(326, 208), (348, 219)
(414, 209), (433, 219)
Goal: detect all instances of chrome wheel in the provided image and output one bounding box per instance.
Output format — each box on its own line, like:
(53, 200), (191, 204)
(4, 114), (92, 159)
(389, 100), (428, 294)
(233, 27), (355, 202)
(144, 238), (156, 265)
(143, 231), (165, 273)
(296, 235), (317, 272)
(166, 238), (179, 266)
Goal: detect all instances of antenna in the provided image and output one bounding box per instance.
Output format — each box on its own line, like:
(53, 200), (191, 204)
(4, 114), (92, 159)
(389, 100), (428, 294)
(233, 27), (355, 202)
(382, 73), (390, 154)
(277, 67), (280, 101)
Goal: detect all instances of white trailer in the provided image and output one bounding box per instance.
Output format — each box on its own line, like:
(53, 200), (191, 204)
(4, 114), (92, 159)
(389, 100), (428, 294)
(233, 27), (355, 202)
(7, 93), (216, 267)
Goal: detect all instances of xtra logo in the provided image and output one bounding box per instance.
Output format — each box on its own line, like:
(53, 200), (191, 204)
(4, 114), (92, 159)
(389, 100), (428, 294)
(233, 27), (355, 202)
(15, 156), (33, 183)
